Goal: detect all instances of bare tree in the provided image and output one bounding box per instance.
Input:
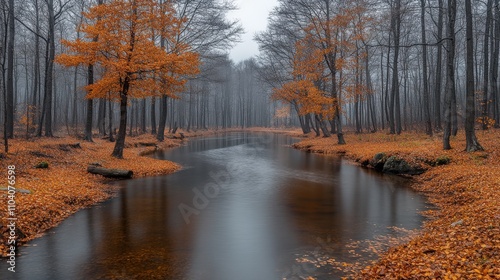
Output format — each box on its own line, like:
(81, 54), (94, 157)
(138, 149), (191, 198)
(492, 0), (500, 127)
(1, 0), (8, 151)
(443, 0), (456, 150)
(420, 0), (432, 136)
(481, 0), (493, 130)
(433, 0), (444, 131)
(36, 0), (71, 137)
(464, 0), (483, 151)
(5, 0), (14, 138)
(389, 0), (402, 135)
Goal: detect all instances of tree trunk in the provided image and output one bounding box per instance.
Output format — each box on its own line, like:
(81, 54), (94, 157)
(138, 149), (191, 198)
(87, 165), (133, 179)
(151, 97), (157, 134)
(108, 95), (114, 142)
(311, 116), (320, 137)
(0, 5), (4, 127)
(434, 0), (444, 130)
(482, 0), (493, 129)
(141, 98), (146, 133)
(390, 0), (402, 135)
(156, 29), (167, 140)
(421, 0), (432, 136)
(304, 113), (312, 133)
(316, 114), (331, 137)
(354, 83), (361, 133)
(384, 44), (391, 130)
(112, 87), (129, 158)
(43, 0), (55, 137)
(292, 101), (310, 134)
(98, 99), (106, 135)
(84, 66), (94, 142)
(128, 100), (134, 136)
(6, 0), (14, 138)
(365, 45), (377, 132)
(2, 60), (8, 152)
(492, 0), (500, 127)
(443, 0), (456, 150)
(37, 43), (48, 136)
(464, 0), (484, 151)
(32, 0), (41, 130)
(112, 0), (135, 158)
(83, 0), (103, 142)
(72, 66), (78, 128)
(157, 95), (167, 141)
(324, 1), (345, 144)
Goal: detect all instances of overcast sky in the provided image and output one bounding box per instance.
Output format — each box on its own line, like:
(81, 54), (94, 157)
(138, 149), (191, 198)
(228, 0), (278, 63)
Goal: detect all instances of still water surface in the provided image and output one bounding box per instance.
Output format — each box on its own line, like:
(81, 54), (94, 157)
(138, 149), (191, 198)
(1, 132), (426, 279)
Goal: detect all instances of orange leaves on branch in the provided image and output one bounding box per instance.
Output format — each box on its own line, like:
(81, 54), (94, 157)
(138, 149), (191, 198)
(272, 29), (335, 119)
(274, 106), (291, 119)
(272, 0), (375, 122)
(56, 0), (200, 100)
(476, 116), (496, 128)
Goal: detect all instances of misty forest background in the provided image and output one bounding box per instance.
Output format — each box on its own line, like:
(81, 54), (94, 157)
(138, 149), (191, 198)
(0, 0), (498, 150)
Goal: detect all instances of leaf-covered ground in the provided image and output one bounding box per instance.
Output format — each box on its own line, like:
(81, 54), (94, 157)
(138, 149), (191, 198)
(293, 130), (500, 279)
(0, 133), (184, 257)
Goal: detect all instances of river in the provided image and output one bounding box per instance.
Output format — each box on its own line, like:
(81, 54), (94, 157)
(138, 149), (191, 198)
(1, 132), (426, 279)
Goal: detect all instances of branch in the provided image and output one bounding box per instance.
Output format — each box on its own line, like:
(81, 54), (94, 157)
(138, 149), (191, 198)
(14, 17), (48, 43)
(55, 0), (73, 21)
(367, 37), (452, 49)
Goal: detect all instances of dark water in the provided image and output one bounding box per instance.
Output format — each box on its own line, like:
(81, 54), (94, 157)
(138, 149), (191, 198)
(1, 132), (426, 280)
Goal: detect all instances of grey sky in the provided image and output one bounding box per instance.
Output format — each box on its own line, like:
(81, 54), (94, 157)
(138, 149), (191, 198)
(229, 0), (278, 62)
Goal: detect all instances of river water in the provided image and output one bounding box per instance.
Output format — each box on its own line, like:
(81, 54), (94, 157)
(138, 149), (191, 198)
(1, 132), (426, 280)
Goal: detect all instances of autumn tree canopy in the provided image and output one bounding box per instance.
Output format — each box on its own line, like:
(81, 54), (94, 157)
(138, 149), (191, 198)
(56, 0), (199, 158)
(272, 31), (334, 120)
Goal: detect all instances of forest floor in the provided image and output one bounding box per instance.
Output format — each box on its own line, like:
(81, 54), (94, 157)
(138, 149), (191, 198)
(293, 129), (500, 279)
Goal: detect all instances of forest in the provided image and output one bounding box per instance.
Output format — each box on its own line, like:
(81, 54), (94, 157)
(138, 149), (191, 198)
(0, 0), (499, 279)
(0, 0), (498, 154)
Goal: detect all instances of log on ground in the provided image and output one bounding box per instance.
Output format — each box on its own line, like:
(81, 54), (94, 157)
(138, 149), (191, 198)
(87, 165), (133, 179)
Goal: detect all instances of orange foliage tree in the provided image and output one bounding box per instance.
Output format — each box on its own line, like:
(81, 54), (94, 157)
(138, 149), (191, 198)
(313, 1), (372, 142)
(56, 0), (199, 158)
(273, 31), (334, 123)
(273, 1), (373, 140)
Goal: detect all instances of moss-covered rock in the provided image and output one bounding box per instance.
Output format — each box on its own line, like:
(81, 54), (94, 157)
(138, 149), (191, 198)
(35, 161), (49, 169)
(371, 152), (387, 171)
(435, 156), (451, 166)
(383, 156), (424, 175)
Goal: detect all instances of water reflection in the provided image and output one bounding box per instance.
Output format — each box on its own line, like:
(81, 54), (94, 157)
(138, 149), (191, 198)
(1, 132), (426, 280)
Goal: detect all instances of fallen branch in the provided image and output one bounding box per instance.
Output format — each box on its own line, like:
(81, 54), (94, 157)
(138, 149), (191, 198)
(59, 143), (82, 151)
(134, 142), (157, 147)
(87, 165), (133, 179)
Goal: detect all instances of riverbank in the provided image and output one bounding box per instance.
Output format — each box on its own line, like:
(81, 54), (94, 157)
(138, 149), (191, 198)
(0, 133), (187, 257)
(293, 130), (500, 279)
